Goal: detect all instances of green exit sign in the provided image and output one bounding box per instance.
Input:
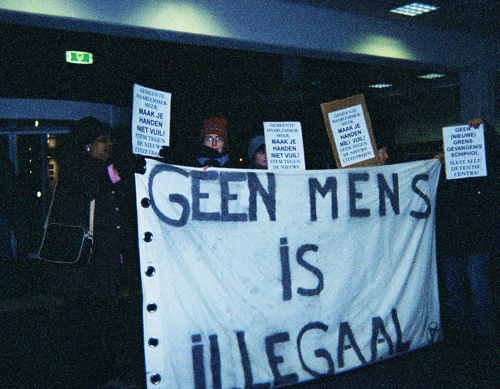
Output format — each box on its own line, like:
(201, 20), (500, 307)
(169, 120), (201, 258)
(65, 51), (93, 64)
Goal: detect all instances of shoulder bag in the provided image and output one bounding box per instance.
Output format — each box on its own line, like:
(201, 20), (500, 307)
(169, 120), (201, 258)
(38, 179), (95, 265)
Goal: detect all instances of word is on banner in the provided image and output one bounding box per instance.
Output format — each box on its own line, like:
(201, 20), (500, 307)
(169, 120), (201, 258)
(321, 94), (379, 168)
(264, 121), (306, 170)
(132, 84), (171, 157)
(442, 123), (487, 180)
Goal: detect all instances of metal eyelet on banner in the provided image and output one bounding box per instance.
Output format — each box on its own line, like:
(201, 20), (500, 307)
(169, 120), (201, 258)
(146, 303), (157, 313)
(148, 338), (159, 347)
(141, 197), (151, 208)
(143, 231), (153, 242)
(150, 374), (161, 385)
(145, 266), (156, 277)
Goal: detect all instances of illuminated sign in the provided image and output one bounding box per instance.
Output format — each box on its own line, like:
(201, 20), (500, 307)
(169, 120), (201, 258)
(65, 51), (93, 64)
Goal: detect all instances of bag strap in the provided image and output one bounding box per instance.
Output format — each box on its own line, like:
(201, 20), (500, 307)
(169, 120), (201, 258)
(45, 177), (96, 236)
(44, 178), (58, 229)
(88, 199), (95, 238)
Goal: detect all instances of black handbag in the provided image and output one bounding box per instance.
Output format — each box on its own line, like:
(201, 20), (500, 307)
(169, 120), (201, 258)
(38, 180), (95, 265)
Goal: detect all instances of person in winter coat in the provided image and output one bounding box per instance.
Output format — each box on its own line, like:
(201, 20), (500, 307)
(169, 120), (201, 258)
(436, 118), (500, 340)
(48, 116), (144, 386)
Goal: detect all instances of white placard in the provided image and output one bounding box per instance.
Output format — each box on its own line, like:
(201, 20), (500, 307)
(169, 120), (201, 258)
(136, 159), (443, 389)
(264, 121), (306, 170)
(132, 84), (171, 157)
(327, 104), (375, 167)
(443, 124), (487, 179)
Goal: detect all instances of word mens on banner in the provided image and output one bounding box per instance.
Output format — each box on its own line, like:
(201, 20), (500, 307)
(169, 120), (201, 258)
(135, 159), (442, 389)
(264, 121), (306, 170)
(132, 84), (172, 157)
(442, 123), (487, 179)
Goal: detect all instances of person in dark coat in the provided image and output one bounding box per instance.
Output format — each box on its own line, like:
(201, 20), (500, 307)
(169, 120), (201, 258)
(48, 116), (144, 387)
(436, 118), (500, 340)
(50, 116), (139, 296)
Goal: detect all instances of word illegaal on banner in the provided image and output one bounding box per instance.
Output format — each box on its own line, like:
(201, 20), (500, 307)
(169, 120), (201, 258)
(147, 165), (432, 227)
(190, 308), (413, 389)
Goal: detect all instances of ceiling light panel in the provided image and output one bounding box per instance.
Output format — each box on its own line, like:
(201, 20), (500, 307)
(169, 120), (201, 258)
(390, 3), (439, 17)
(368, 83), (393, 89)
(418, 73), (445, 79)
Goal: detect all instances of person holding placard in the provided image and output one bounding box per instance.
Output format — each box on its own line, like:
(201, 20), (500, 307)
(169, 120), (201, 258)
(248, 135), (268, 169)
(48, 116), (144, 386)
(436, 118), (500, 343)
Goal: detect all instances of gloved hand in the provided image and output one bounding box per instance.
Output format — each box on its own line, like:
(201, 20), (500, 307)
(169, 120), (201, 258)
(159, 146), (170, 162)
(113, 152), (146, 177)
(196, 145), (224, 167)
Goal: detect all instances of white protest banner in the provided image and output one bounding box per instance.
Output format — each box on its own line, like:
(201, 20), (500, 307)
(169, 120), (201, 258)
(132, 84), (172, 157)
(321, 94), (379, 168)
(442, 123), (487, 179)
(135, 159), (442, 389)
(264, 122), (306, 170)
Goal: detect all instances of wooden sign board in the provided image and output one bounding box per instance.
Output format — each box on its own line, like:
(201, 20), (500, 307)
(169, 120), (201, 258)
(321, 94), (380, 168)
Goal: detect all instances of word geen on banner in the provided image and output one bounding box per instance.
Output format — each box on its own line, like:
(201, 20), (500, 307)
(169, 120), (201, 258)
(135, 159), (442, 389)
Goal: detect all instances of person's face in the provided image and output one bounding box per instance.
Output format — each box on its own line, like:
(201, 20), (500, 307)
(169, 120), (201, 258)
(254, 149), (267, 167)
(87, 134), (113, 162)
(379, 147), (389, 165)
(203, 133), (225, 154)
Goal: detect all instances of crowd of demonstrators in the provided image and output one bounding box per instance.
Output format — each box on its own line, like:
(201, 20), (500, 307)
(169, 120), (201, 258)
(436, 118), (500, 342)
(38, 112), (496, 387)
(247, 135), (268, 169)
(47, 116), (145, 387)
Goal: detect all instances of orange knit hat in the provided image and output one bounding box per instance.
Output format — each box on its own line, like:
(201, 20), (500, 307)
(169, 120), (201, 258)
(200, 117), (228, 146)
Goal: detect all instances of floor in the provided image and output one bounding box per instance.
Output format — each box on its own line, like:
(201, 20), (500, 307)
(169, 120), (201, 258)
(1, 260), (498, 389)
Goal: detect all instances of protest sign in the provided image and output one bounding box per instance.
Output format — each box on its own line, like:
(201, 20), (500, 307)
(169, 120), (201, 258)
(264, 121), (306, 170)
(135, 158), (442, 389)
(132, 84), (171, 157)
(442, 123), (487, 179)
(321, 94), (379, 168)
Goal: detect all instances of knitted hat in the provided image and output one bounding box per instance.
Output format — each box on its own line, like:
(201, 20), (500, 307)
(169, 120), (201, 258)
(72, 116), (111, 147)
(200, 117), (228, 145)
(248, 135), (265, 160)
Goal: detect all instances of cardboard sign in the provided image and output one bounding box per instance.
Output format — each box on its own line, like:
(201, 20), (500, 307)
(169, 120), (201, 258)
(442, 123), (487, 179)
(321, 94), (379, 168)
(264, 121), (306, 170)
(132, 84), (171, 157)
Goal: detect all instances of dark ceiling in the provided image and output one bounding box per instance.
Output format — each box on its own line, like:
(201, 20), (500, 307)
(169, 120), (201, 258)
(284, 0), (500, 38)
(0, 19), (459, 107)
(1, 1), (496, 166)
